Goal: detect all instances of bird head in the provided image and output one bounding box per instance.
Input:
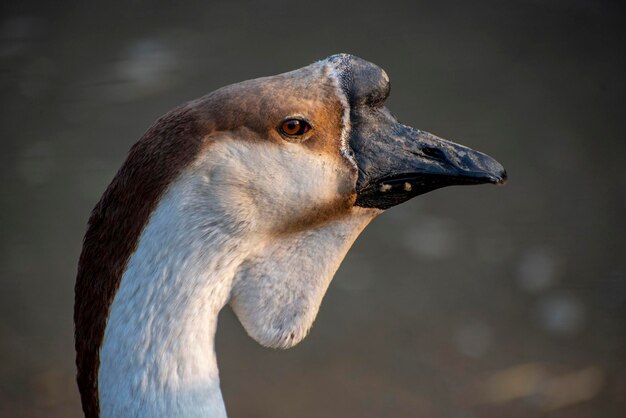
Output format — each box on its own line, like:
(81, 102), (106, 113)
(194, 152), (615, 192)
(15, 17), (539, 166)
(186, 54), (506, 347)
(189, 54), (506, 233)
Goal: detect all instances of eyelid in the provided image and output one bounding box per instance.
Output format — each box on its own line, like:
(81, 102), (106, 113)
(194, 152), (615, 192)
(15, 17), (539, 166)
(278, 116), (314, 138)
(282, 115), (314, 129)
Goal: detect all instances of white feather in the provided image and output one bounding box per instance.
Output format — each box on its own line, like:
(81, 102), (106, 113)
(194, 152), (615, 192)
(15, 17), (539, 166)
(99, 136), (378, 417)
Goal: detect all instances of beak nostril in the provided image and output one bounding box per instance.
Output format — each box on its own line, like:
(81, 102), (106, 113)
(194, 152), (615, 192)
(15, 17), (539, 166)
(421, 147), (447, 161)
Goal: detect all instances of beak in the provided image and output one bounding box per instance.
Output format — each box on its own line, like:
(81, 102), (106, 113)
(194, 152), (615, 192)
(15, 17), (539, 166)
(350, 108), (507, 209)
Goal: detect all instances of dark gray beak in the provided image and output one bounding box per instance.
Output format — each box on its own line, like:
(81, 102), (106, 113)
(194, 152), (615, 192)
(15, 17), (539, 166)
(350, 107), (507, 209)
(328, 54), (507, 210)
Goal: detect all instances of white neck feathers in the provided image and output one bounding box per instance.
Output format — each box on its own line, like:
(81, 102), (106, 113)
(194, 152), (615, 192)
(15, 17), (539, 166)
(99, 174), (244, 417)
(98, 139), (377, 417)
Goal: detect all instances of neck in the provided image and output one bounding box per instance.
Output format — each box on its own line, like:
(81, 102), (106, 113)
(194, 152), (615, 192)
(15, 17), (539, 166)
(97, 163), (378, 417)
(98, 180), (252, 417)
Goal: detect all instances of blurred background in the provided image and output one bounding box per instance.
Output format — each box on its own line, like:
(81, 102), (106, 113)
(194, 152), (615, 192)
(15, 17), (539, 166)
(1, 0), (624, 417)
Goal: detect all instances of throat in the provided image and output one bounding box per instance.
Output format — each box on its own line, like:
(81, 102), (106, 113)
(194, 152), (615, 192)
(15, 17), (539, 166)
(98, 188), (252, 417)
(95, 164), (379, 417)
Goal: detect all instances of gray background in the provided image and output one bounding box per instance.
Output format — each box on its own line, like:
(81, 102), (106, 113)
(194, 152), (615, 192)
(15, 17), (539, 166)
(1, 0), (624, 417)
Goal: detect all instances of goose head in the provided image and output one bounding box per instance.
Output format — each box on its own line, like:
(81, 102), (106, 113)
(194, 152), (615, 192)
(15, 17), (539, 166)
(75, 53), (506, 417)
(216, 54), (505, 348)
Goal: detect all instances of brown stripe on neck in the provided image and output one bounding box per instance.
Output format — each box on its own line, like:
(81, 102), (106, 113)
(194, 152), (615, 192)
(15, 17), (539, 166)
(74, 104), (204, 417)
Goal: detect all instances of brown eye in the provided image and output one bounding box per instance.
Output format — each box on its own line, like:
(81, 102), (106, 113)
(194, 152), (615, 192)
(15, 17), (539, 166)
(279, 118), (312, 137)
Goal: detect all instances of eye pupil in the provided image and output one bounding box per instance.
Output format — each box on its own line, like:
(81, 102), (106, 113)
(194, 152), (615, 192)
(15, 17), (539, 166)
(280, 118), (311, 137)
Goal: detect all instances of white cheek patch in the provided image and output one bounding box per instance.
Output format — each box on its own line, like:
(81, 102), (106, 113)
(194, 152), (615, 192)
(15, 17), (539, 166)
(195, 138), (352, 231)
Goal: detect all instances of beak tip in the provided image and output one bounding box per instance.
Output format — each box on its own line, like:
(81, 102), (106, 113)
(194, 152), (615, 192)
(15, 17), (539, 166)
(493, 168), (508, 185)
(480, 156), (507, 185)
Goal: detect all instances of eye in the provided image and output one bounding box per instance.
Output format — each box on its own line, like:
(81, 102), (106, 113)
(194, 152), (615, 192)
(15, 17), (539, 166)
(279, 118), (312, 138)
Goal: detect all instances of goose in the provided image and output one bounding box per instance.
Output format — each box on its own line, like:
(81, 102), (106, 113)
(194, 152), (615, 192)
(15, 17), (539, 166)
(74, 53), (506, 417)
